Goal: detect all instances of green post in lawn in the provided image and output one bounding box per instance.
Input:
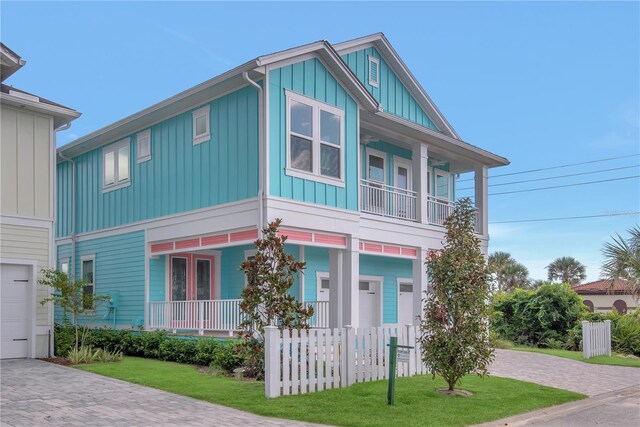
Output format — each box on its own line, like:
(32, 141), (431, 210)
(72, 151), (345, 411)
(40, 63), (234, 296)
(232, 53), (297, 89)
(387, 336), (398, 405)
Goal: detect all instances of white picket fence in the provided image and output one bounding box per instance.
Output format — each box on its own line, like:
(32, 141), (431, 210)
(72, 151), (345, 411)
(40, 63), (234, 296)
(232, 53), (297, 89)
(582, 320), (611, 359)
(264, 325), (426, 398)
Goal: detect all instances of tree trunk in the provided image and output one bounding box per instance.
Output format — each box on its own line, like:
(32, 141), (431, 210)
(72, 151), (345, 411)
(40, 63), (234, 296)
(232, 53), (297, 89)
(448, 381), (455, 391)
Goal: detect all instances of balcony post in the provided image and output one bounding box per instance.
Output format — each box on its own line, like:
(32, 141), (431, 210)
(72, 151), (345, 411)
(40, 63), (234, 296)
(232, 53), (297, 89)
(412, 142), (429, 224)
(474, 165), (488, 235)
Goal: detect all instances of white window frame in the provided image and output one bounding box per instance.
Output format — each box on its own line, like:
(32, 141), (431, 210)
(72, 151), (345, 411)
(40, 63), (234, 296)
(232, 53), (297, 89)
(192, 105), (211, 145)
(59, 258), (70, 276)
(393, 155), (412, 191)
(243, 249), (257, 287)
(285, 89), (345, 187)
(80, 254), (96, 311)
(366, 147), (387, 184)
(136, 129), (151, 163)
(102, 138), (131, 192)
(368, 56), (380, 88)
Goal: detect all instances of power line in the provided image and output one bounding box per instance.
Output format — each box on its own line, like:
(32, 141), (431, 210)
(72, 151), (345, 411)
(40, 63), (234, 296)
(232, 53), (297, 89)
(489, 175), (640, 196)
(490, 211), (640, 224)
(456, 165), (639, 191)
(457, 153), (640, 182)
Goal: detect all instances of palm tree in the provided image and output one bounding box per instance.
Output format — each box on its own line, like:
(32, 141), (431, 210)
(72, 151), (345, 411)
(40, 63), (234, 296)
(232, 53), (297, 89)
(502, 261), (531, 292)
(546, 257), (587, 284)
(488, 252), (530, 292)
(601, 226), (640, 299)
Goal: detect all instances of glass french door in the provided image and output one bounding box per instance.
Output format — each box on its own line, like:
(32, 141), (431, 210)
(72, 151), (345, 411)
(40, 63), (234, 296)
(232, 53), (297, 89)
(170, 254), (216, 324)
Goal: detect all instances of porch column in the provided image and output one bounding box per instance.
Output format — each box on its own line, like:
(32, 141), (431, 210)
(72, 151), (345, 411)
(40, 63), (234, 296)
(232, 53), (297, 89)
(328, 249), (343, 328)
(342, 237), (360, 328)
(474, 165), (489, 235)
(412, 142), (429, 224)
(412, 248), (428, 325)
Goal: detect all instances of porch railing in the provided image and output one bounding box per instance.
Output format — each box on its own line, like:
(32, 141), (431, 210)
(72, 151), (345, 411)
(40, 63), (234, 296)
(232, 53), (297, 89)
(426, 196), (479, 231)
(360, 179), (417, 221)
(306, 300), (330, 329)
(148, 299), (244, 336)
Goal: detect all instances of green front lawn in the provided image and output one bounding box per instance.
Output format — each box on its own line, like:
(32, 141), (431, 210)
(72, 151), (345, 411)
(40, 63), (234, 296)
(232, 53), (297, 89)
(79, 357), (584, 427)
(512, 347), (640, 367)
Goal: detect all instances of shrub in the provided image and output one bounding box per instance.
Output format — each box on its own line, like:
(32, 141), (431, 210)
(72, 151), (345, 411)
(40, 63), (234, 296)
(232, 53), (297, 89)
(159, 338), (197, 364)
(67, 346), (123, 365)
(212, 340), (244, 372)
(54, 324), (76, 357)
(140, 330), (167, 358)
(491, 283), (586, 348)
(194, 339), (221, 366)
(611, 311), (640, 356)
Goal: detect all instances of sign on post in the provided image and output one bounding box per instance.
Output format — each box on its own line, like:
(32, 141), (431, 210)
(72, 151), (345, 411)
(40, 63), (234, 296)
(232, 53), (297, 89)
(387, 337), (414, 405)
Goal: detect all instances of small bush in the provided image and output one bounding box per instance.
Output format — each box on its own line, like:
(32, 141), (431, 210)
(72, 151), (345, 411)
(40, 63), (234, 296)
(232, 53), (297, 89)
(194, 339), (221, 366)
(612, 311), (640, 356)
(140, 330), (167, 358)
(67, 346), (123, 365)
(54, 324), (76, 357)
(159, 338), (197, 364)
(212, 339), (244, 373)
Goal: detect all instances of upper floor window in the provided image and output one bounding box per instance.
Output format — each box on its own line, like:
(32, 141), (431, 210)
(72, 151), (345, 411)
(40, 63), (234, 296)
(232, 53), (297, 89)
(368, 56), (380, 88)
(192, 105), (211, 145)
(103, 138), (130, 192)
(136, 129), (151, 163)
(286, 90), (344, 186)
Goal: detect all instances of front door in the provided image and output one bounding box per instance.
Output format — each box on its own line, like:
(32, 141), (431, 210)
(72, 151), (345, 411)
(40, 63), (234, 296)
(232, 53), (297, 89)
(358, 280), (381, 327)
(398, 281), (414, 326)
(169, 253), (215, 326)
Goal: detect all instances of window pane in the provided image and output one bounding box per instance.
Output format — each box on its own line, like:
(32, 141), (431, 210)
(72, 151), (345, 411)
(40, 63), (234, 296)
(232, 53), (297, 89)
(171, 258), (187, 301)
(195, 115), (207, 136)
(82, 260), (93, 284)
(118, 146), (129, 181)
(368, 155), (384, 182)
(320, 110), (340, 145)
(104, 151), (115, 185)
(436, 174), (449, 199)
(196, 259), (211, 300)
(291, 135), (312, 172)
(61, 262), (69, 275)
(290, 100), (312, 137)
(138, 137), (150, 158)
(320, 144), (340, 178)
(396, 166), (408, 190)
(321, 279), (330, 289)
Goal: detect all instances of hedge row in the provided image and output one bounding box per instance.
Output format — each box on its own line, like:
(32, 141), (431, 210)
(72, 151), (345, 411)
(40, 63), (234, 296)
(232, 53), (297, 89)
(55, 325), (244, 372)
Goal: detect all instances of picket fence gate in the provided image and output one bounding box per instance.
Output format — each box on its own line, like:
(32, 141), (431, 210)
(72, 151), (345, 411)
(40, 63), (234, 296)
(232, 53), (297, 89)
(582, 320), (611, 359)
(264, 325), (427, 398)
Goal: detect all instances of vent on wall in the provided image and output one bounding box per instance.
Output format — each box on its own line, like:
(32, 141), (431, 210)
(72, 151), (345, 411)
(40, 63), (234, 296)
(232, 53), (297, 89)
(368, 56), (379, 88)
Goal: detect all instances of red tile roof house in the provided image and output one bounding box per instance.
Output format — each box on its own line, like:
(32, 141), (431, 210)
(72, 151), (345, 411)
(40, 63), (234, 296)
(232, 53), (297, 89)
(572, 279), (638, 314)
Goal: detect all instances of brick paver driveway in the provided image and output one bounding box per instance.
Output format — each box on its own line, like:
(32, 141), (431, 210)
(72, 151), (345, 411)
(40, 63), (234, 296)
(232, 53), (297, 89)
(490, 349), (640, 396)
(0, 359), (320, 427)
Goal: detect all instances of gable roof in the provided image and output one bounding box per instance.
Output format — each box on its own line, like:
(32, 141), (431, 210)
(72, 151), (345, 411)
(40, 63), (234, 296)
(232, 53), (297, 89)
(333, 33), (459, 139)
(572, 279), (633, 295)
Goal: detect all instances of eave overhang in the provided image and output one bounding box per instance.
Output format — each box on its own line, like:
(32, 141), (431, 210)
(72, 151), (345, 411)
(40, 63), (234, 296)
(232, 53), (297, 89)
(1, 92), (81, 129)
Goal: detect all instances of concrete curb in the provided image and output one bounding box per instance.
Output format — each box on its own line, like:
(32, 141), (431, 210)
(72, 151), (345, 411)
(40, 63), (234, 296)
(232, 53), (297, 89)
(473, 385), (640, 427)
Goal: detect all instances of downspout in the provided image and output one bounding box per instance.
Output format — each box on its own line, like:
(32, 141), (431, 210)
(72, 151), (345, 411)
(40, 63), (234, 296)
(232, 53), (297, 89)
(242, 71), (265, 234)
(57, 149), (76, 281)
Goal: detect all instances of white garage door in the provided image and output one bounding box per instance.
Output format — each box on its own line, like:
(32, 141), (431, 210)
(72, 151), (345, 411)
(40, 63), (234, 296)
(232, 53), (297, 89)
(1, 264), (31, 359)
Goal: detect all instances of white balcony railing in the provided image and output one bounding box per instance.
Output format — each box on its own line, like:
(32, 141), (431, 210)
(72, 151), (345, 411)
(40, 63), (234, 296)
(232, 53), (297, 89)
(148, 299), (244, 335)
(306, 300), (330, 329)
(426, 196), (479, 231)
(360, 179), (417, 221)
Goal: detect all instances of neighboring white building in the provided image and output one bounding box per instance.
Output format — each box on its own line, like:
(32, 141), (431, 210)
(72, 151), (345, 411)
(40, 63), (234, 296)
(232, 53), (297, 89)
(0, 43), (80, 359)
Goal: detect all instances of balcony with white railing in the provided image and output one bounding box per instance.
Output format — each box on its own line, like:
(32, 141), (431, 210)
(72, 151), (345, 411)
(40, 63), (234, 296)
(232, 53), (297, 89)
(360, 179), (417, 221)
(426, 196), (479, 231)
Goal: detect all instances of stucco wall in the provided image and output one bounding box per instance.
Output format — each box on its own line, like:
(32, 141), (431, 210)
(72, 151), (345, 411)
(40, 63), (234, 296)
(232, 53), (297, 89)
(579, 294), (638, 313)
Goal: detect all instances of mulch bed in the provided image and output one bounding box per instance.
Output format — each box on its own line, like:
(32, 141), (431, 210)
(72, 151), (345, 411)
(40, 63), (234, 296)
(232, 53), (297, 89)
(40, 357), (71, 366)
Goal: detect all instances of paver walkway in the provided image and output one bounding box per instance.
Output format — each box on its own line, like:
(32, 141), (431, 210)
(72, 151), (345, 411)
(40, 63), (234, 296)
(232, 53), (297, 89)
(489, 349), (640, 396)
(0, 359), (321, 427)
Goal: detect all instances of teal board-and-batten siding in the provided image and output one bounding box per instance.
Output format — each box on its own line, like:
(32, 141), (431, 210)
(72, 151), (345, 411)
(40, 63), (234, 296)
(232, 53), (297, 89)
(268, 58), (359, 211)
(341, 47), (438, 132)
(56, 86), (260, 237)
(55, 231), (146, 328)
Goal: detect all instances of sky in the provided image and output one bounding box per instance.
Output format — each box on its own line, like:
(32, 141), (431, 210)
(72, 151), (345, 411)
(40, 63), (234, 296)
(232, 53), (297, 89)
(2, 1), (639, 282)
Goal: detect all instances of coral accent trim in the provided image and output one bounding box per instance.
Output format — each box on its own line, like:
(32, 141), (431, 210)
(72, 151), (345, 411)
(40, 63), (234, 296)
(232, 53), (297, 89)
(364, 243), (383, 253)
(314, 234), (347, 246)
(230, 229), (259, 242)
(359, 242), (364, 251)
(279, 229), (313, 242)
(151, 242), (174, 253)
(401, 248), (417, 257)
(175, 238), (200, 250)
(383, 245), (401, 255)
(201, 234), (229, 246)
